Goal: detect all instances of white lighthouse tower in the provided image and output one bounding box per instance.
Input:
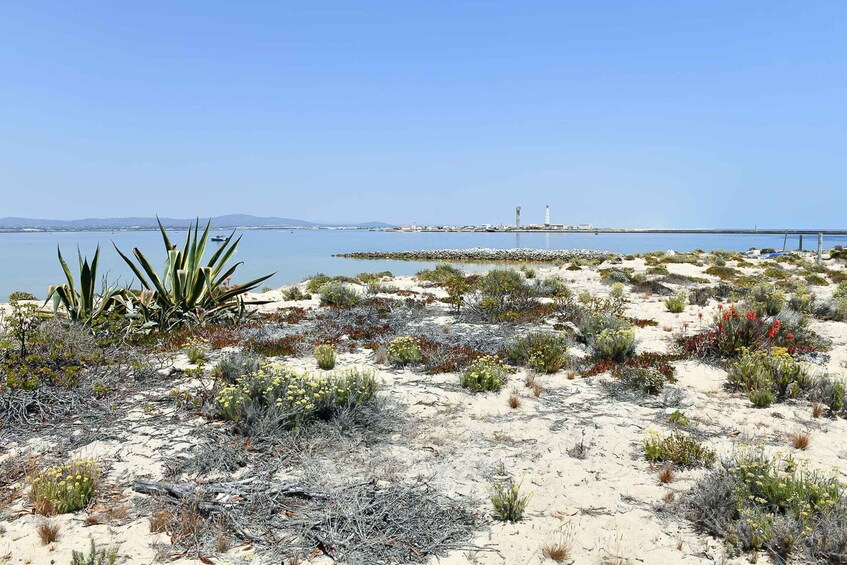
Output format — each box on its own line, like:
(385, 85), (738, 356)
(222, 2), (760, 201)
(544, 205), (550, 227)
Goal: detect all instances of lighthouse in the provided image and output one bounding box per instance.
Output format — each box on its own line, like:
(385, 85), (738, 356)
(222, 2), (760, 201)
(545, 205), (550, 227)
(516, 206), (521, 228)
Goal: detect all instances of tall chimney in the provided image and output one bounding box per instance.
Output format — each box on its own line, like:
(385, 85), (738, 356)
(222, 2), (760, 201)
(545, 205), (550, 226)
(516, 206), (521, 228)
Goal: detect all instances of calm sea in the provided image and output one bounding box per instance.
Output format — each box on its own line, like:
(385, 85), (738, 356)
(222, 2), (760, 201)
(1, 229), (844, 300)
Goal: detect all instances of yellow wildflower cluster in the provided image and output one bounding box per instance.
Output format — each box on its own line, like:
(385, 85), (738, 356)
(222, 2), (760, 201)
(28, 458), (99, 515)
(215, 363), (377, 428)
(386, 336), (422, 366)
(460, 355), (507, 392)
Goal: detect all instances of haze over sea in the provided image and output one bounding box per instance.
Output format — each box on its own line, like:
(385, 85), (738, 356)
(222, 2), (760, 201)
(3, 229), (846, 301)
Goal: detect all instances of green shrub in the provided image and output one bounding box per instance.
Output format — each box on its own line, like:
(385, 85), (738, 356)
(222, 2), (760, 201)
(805, 273), (829, 286)
(746, 387), (775, 407)
(647, 265), (670, 276)
(750, 285), (785, 317)
(443, 273), (475, 313)
(314, 343), (336, 370)
(8, 291), (38, 302)
(215, 365), (377, 430)
(71, 539), (118, 565)
(28, 459), (99, 515)
(386, 336), (423, 366)
(705, 265), (739, 280)
(615, 366), (671, 395)
(506, 332), (569, 374)
(591, 327), (636, 361)
(664, 291), (687, 313)
(356, 271), (393, 284)
(416, 263), (463, 284)
(536, 275), (571, 299)
(460, 355), (507, 392)
(469, 269), (540, 322)
(491, 479), (530, 522)
(519, 265), (536, 279)
(319, 281), (360, 308)
(687, 450), (846, 560)
(643, 431), (715, 468)
(609, 282), (626, 300)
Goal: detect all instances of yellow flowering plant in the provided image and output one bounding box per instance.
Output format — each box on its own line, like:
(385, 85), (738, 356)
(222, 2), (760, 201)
(28, 458), (99, 515)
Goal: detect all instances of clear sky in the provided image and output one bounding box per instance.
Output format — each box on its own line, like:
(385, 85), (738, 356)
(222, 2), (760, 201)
(2, 1), (845, 227)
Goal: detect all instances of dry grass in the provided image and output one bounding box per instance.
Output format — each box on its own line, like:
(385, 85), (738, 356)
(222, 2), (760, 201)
(532, 380), (543, 397)
(542, 539), (571, 563)
(663, 491), (675, 503)
(657, 464), (675, 484)
(373, 346), (388, 364)
(566, 370), (577, 380)
(508, 391), (521, 409)
(214, 533), (230, 552)
(36, 521), (59, 544)
(149, 510), (169, 533)
(790, 430), (811, 450)
(812, 402), (826, 418)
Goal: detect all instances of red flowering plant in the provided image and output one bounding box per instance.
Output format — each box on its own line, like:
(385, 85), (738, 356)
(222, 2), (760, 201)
(681, 305), (802, 358)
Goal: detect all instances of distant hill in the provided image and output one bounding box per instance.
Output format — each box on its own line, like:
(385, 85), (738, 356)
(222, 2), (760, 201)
(0, 215), (395, 230)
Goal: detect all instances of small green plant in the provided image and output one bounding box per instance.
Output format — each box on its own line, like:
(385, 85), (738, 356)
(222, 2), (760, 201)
(728, 349), (814, 407)
(644, 431), (715, 468)
(491, 479), (531, 522)
(520, 265), (536, 279)
(8, 291), (38, 302)
(591, 327), (636, 361)
(506, 332), (569, 374)
(47, 246), (122, 325)
(314, 343), (336, 370)
(28, 459), (99, 515)
(665, 291), (687, 313)
(460, 355), (507, 392)
(416, 263), (463, 284)
(386, 336), (423, 366)
(667, 410), (690, 427)
(71, 538), (118, 565)
(184, 339), (208, 364)
(319, 281), (360, 307)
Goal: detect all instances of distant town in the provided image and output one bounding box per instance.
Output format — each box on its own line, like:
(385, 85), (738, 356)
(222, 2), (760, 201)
(392, 205), (594, 233)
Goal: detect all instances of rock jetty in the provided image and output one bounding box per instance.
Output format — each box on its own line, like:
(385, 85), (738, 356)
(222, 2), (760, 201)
(335, 247), (618, 262)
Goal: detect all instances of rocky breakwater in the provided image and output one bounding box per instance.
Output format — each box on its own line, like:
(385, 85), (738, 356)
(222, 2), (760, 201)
(335, 247), (619, 262)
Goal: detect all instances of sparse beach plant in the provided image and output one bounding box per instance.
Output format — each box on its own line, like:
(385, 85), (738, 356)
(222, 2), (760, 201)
(8, 291), (38, 302)
(28, 459), (100, 515)
(460, 355), (507, 392)
(643, 431), (715, 468)
(71, 538), (118, 565)
(282, 286), (310, 301)
(665, 291), (687, 313)
(467, 268), (541, 323)
(490, 478), (530, 522)
(386, 336), (423, 366)
(667, 410), (690, 427)
(184, 338), (208, 364)
(314, 343), (336, 370)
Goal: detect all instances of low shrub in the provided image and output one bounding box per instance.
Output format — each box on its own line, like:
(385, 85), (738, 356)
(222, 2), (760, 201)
(682, 305), (799, 358)
(282, 286), (311, 301)
(506, 332), (569, 374)
(668, 410), (690, 427)
(183, 339), (208, 364)
(665, 291), (687, 313)
(466, 268), (541, 323)
(210, 351), (262, 384)
(643, 431), (715, 468)
(215, 365), (377, 431)
(460, 355), (507, 392)
(615, 366), (671, 395)
(314, 343), (336, 370)
(805, 273), (829, 286)
(319, 281), (360, 308)
(750, 285), (785, 317)
(705, 265), (739, 280)
(8, 291), (38, 302)
(686, 450), (847, 561)
(386, 336), (423, 366)
(416, 263), (463, 284)
(591, 327), (636, 362)
(728, 349), (814, 407)
(28, 459), (99, 515)
(491, 479), (530, 522)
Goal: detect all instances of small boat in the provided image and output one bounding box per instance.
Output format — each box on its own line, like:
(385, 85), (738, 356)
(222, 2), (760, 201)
(211, 234), (227, 242)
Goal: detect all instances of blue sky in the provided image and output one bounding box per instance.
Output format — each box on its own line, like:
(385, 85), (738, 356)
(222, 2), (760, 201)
(1, 1), (845, 227)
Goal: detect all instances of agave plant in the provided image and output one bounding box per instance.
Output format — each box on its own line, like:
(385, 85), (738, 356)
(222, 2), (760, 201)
(114, 218), (273, 327)
(47, 246), (122, 324)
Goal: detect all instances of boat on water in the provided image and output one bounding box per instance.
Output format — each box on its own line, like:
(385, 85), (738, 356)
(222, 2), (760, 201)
(211, 234), (227, 242)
